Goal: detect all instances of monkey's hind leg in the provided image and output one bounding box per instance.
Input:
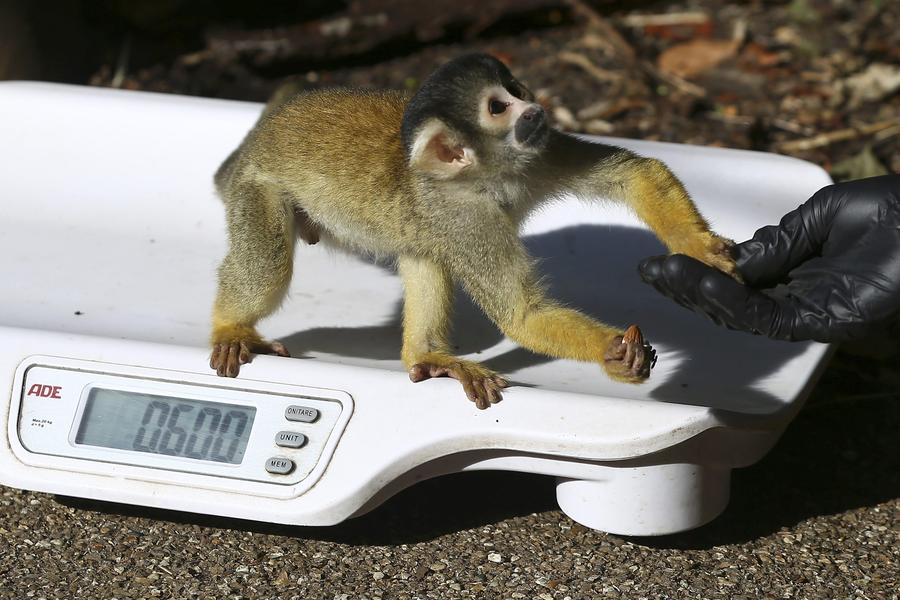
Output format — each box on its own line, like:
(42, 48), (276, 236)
(398, 256), (509, 409)
(210, 181), (296, 377)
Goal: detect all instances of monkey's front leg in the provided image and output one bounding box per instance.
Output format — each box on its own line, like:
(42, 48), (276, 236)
(503, 300), (656, 384)
(619, 156), (739, 279)
(559, 145), (739, 280)
(398, 256), (508, 409)
(456, 242), (656, 384)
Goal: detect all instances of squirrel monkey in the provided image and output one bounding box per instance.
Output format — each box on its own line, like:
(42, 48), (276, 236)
(209, 53), (738, 409)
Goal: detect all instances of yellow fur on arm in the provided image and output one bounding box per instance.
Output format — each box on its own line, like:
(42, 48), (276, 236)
(398, 256), (454, 367)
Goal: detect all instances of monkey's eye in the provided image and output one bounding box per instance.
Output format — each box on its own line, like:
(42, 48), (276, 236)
(488, 99), (509, 116)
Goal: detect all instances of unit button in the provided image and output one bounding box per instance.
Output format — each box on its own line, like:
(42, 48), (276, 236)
(275, 431), (307, 448)
(285, 405), (319, 423)
(265, 457), (295, 475)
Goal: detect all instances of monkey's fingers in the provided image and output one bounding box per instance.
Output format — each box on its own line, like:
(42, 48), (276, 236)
(408, 364), (430, 382)
(408, 361), (507, 409)
(262, 341), (291, 357)
(492, 375), (510, 389)
(211, 339), (291, 378)
(450, 367), (505, 409)
(603, 325), (656, 382)
(209, 342), (243, 378)
(469, 377), (487, 409)
(211, 343), (230, 376)
(238, 341), (252, 364)
(466, 376), (503, 409)
(241, 339), (291, 359)
(699, 234), (743, 283)
(408, 363), (450, 382)
(209, 345), (224, 371)
(484, 377), (505, 405)
(622, 324), (643, 345)
(604, 335), (627, 361)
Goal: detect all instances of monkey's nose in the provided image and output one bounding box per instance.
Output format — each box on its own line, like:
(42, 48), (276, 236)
(521, 106), (544, 121)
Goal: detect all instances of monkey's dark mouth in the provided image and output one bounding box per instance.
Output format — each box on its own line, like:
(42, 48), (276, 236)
(515, 108), (548, 147)
(519, 122), (548, 147)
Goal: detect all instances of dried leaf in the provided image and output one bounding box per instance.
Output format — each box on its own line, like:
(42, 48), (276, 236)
(657, 39), (739, 79)
(739, 43), (785, 69)
(837, 63), (900, 110)
(830, 146), (888, 181)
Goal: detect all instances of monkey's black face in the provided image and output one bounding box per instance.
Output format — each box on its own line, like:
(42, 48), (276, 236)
(473, 66), (548, 162)
(402, 53), (550, 178)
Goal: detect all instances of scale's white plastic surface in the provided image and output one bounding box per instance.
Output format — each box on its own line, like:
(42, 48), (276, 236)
(0, 82), (833, 535)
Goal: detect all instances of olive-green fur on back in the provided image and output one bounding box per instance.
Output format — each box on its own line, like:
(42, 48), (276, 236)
(217, 88), (416, 255)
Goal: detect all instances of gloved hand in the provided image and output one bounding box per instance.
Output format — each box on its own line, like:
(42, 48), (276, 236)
(638, 175), (900, 342)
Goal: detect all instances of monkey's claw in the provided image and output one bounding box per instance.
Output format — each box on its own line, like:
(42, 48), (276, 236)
(409, 361), (509, 410)
(603, 325), (656, 383)
(210, 339), (290, 378)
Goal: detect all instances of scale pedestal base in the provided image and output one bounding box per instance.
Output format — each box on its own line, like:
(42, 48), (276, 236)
(556, 463), (730, 536)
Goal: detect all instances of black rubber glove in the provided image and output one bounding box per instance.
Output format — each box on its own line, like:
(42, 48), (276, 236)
(638, 175), (900, 342)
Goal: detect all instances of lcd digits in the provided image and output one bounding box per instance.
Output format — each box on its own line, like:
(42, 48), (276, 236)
(132, 400), (251, 463)
(75, 389), (256, 465)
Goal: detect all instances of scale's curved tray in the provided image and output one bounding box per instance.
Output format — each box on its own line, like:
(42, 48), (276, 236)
(0, 82), (833, 535)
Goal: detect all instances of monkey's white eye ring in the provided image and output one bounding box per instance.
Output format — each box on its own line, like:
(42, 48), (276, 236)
(488, 99), (510, 116)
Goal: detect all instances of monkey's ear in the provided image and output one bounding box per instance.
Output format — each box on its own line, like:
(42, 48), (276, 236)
(408, 120), (476, 179)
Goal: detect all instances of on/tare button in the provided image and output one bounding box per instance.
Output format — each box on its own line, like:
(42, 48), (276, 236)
(275, 431), (307, 448)
(285, 405), (319, 423)
(265, 457), (295, 475)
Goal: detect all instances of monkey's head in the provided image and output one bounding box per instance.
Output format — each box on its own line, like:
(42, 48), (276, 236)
(401, 54), (548, 180)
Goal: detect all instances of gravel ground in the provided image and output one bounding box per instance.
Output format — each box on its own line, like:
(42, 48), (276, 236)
(2, 1), (899, 598)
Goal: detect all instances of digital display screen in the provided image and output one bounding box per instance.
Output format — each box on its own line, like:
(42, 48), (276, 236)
(74, 388), (256, 464)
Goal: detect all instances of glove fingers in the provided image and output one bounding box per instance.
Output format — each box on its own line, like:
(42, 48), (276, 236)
(736, 185), (839, 287)
(640, 254), (822, 341)
(641, 254), (769, 331)
(638, 255), (699, 311)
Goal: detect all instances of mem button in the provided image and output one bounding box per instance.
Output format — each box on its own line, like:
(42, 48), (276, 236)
(275, 431), (307, 448)
(285, 405), (319, 423)
(265, 457), (295, 475)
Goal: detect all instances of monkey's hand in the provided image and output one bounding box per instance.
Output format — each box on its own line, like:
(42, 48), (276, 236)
(685, 232), (743, 283)
(602, 325), (657, 383)
(210, 327), (291, 378)
(408, 354), (509, 410)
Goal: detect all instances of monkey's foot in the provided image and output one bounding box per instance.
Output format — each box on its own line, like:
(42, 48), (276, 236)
(408, 357), (509, 410)
(210, 338), (290, 378)
(603, 325), (657, 383)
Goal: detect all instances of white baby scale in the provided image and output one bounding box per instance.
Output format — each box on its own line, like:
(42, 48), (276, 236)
(0, 82), (833, 535)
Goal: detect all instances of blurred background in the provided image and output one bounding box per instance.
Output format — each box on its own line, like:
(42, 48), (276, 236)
(3, 0), (898, 179)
